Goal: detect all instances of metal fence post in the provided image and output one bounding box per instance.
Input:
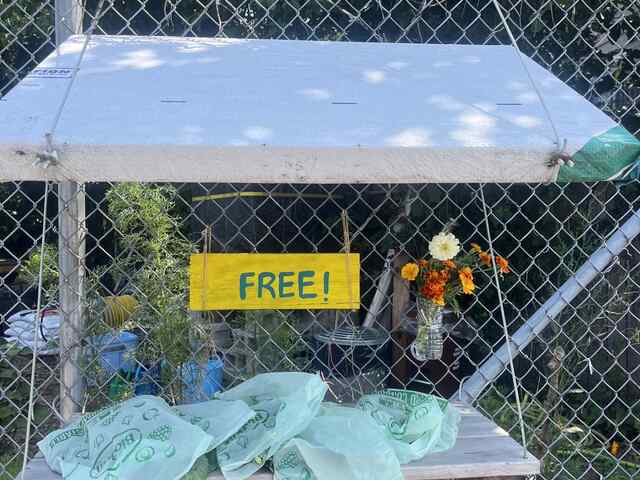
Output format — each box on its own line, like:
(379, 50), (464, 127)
(55, 0), (85, 423)
(58, 182), (86, 421)
(55, 0), (83, 47)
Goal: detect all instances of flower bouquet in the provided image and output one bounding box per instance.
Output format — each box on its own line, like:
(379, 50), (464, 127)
(401, 229), (510, 361)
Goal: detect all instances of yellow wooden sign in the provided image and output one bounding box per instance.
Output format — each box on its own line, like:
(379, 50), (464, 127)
(189, 253), (360, 311)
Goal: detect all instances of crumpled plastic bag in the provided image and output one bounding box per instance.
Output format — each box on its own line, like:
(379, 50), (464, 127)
(273, 403), (403, 480)
(356, 389), (460, 464)
(174, 399), (255, 452)
(38, 395), (253, 480)
(38, 376), (459, 480)
(216, 372), (327, 480)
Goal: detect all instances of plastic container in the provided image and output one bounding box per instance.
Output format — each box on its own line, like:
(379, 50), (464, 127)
(108, 370), (135, 400)
(134, 362), (162, 396)
(181, 356), (224, 403)
(87, 331), (138, 374)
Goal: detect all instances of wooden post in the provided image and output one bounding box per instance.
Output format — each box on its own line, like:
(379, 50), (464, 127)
(391, 252), (410, 387)
(55, 0), (85, 422)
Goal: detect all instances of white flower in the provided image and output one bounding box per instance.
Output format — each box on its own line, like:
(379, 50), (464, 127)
(428, 232), (461, 261)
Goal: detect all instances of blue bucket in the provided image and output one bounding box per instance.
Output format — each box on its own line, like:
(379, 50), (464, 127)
(134, 363), (162, 396)
(181, 357), (224, 403)
(88, 331), (138, 374)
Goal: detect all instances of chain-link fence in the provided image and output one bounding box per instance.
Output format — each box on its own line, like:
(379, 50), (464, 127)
(2, 1), (640, 480)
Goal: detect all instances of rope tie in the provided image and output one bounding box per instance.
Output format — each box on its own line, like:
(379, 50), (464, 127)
(200, 225), (219, 359)
(491, 0), (563, 157)
(20, 182), (50, 479)
(34, 133), (59, 169)
(547, 139), (573, 166)
(546, 139), (574, 182)
(479, 185), (528, 459)
(341, 210), (355, 312)
(22, 2), (113, 475)
(40, 0), (112, 176)
(340, 210), (364, 399)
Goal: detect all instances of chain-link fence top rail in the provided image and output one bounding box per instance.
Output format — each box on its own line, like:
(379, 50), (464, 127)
(1, 1), (640, 480)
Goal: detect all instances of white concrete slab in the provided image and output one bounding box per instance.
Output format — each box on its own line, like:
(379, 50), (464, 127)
(0, 35), (618, 183)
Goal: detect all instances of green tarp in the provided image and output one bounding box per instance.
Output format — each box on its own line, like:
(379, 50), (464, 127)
(559, 126), (640, 182)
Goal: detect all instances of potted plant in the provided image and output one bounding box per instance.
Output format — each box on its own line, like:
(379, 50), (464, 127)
(401, 226), (510, 361)
(104, 183), (204, 401)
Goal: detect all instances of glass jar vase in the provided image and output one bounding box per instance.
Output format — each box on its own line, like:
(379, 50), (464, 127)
(410, 298), (445, 361)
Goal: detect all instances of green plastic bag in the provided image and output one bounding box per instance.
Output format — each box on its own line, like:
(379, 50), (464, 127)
(174, 398), (255, 452)
(273, 403), (403, 480)
(216, 373), (327, 480)
(356, 389), (460, 464)
(38, 395), (254, 480)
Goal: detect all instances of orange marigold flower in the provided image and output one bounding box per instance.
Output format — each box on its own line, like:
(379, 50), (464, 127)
(401, 262), (420, 281)
(458, 267), (475, 295)
(496, 256), (510, 274)
(443, 259), (456, 270)
(470, 243), (483, 253)
(438, 269), (450, 282)
(432, 295), (445, 306)
(610, 441), (621, 457)
(421, 283), (446, 305)
(479, 251), (492, 267)
(420, 269), (449, 305)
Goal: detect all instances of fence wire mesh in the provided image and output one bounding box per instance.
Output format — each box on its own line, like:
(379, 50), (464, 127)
(1, 1), (640, 480)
